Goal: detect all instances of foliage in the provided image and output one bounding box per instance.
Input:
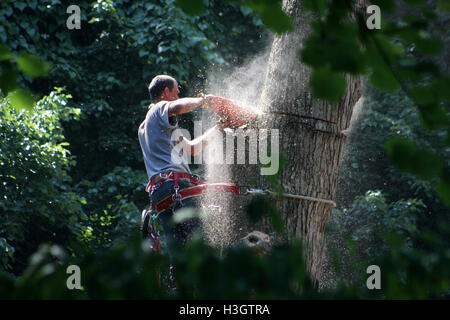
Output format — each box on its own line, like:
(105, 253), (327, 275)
(328, 190), (425, 283)
(0, 212), (448, 299)
(1, 0), (267, 179)
(1, 0), (267, 276)
(75, 166), (148, 249)
(335, 89), (449, 237)
(299, 0), (450, 205)
(0, 89), (84, 273)
(328, 87), (449, 288)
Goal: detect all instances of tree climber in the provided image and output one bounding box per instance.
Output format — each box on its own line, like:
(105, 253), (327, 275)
(138, 74), (226, 254)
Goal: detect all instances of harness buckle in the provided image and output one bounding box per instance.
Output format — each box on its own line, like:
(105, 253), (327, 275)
(159, 172), (169, 179)
(172, 186), (182, 202)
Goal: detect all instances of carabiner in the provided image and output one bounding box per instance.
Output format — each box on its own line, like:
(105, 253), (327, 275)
(159, 172), (169, 179)
(191, 174), (200, 184)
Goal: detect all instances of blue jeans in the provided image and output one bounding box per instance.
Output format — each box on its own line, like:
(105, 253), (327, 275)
(150, 179), (203, 250)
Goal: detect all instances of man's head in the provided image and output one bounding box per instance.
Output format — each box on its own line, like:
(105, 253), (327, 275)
(148, 75), (179, 102)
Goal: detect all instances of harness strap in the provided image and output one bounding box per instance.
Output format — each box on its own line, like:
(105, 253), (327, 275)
(152, 182), (239, 214)
(146, 171), (198, 192)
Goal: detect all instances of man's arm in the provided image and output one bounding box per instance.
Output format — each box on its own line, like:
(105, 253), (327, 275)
(168, 97), (204, 116)
(183, 124), (225, 156)
(168, 95), (219, 116)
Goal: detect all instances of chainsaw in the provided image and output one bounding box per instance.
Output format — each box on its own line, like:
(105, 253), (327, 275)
(198, 93), (257, 129)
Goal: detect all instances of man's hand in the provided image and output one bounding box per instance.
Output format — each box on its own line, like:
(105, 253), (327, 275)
(200, 94), (222, 110)
(216, 118), (228, 132)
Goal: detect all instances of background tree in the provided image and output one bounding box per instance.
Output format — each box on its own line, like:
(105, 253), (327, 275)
(228, 0), (362, 283)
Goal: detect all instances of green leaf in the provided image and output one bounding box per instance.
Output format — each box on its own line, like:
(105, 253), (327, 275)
(438, 0), (450, 11)
(245, 195), (285, 235)
(310, 66), (346, 103)
(436, 169), (450, 206)
(365, 37), (401, 92)
(414, 37), (443, 56)
(410, 85), (435, 105)
(0, 67), (17, 95)
(7, 89), (35, 111)
(430, 77), (450, 102)
(370, 0), (396, 12)
(247, 0), (293, 34)
(16, 52), (51, 78)
(370, 69), (400, 92)
(0, 45), (13, 61)
(175, 0), (204, 15)
(417, 103), (448, 129)
(302, 0), (326, 14)
(385, 137), (443, 180)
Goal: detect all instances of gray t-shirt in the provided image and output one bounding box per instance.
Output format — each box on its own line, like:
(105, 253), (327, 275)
(138, 101), (191, 181)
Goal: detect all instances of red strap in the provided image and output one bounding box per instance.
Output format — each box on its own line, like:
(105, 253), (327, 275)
(145, 171), (193, 192)
(173, 172), (179, 190)
(153, 182), (239, 214)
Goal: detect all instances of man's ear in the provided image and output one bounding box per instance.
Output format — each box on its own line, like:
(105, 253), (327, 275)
(161, 87), (170, 99)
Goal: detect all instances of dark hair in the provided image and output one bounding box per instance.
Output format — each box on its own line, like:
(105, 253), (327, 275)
(148, 75), (175, 100)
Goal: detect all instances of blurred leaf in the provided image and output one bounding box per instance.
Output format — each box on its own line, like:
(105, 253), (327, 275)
(365, 36), (402, 92)
(16, 52), (50, 78)
(0, 45), (13, 61)
(417, 103), (448, 129)
(175, 0), (204, 15)
(7, 89), (35, 111)
(171, 207), (201, 224)
(310, 66), (346, 103)
(436, 169), (450, 206)
(385, 136), (443, 180)
(414, 37), (443, 56)
(370, 0), (396, 12)
(430, 77), (450, 102)
(302, 0), (326, 14)
(245, 195), (285, 235)
(410, 85), (435, 105)
(438, 0), (450, 11)
(0, 67), (17, 95)
(247, 0), (293, 34)
(370, 69), (401, 92)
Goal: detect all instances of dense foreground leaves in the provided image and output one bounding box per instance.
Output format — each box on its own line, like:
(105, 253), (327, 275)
(0, 225), (448, 299)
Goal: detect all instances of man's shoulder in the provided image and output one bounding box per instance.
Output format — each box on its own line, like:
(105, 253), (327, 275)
(142, 100), (174, 128)
(151, 100), (169, 109)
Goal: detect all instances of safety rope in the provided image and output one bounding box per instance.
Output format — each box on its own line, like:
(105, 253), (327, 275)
(146, 172), (337, 215)
(244, 188), (336, 207)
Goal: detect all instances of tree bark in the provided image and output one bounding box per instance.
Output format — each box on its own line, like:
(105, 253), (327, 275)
(226, 0), (363, 284)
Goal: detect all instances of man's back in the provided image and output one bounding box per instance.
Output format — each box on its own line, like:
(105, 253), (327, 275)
(138, 101), (191, 181)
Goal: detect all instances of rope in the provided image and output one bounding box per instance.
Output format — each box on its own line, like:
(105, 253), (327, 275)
(245, 188), (336, 207)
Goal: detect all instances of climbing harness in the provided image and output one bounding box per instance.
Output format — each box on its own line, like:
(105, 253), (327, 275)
(141, 171), (336, 256)
(145, 171), (336, 218)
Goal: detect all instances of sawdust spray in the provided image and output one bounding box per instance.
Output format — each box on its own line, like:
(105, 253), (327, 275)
(197, 50), (271, 251)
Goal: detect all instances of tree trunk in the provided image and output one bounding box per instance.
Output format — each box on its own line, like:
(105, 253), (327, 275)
(226, 0), (362, 284)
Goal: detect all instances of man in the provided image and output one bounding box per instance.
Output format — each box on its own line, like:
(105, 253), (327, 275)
(138, 74), (224, 250)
